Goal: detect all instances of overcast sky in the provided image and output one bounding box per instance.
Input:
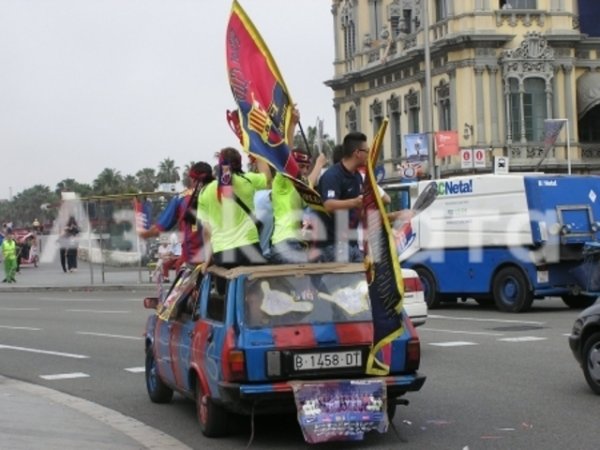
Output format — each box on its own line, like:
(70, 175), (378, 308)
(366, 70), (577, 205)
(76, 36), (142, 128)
(0, 0), (335, 198)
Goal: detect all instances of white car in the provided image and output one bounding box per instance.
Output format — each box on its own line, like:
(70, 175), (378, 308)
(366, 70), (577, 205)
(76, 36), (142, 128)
(401, 268), (428, 327)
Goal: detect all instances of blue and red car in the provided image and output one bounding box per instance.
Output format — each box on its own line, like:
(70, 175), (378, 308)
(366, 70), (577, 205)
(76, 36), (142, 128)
(143, 263), (426, 437)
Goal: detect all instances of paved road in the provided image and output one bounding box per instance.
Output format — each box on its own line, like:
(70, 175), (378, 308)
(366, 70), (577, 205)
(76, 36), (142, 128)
(1, 290), (597, 449)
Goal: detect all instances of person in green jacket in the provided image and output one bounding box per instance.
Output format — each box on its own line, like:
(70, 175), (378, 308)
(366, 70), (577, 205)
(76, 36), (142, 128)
(2, 230), (17, 283)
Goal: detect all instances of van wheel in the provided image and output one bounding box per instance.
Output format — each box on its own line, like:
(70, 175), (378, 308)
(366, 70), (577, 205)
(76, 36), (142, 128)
(196, 381), (228, 437)
(582, 332), (600, 395)
(492, 267), (533, 313)
(415, 268), (441, 308)
(145, 347), (173, 403)
(561, 295), (597, 309)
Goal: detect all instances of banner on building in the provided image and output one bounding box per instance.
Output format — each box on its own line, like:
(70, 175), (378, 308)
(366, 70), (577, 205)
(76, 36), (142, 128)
(403, 133), (429, 161)
(434, 130), (459, 158)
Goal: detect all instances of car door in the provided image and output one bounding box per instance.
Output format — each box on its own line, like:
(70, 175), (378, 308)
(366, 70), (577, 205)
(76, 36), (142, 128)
(153, 316), (177, 387)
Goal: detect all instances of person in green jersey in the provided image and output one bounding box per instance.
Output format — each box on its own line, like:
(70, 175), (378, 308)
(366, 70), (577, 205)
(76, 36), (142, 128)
(198, 147), (272, 268)
(2, 229), (17, 283)
(270, 148), (326, 263)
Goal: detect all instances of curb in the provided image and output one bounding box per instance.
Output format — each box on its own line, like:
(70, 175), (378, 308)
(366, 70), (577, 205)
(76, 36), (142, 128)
(0, 285), (156, 293)
(0, 375), (191, 450)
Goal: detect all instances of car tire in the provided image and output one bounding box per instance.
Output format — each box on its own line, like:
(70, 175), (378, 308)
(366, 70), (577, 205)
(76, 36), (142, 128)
(492, 266), (533, 313)
(415, 268), (441, 309)
(561, 295), (597, 309)
(196, 381), (228, 437)
(145, 347), (173, 403)
(582, 332), (600, 395)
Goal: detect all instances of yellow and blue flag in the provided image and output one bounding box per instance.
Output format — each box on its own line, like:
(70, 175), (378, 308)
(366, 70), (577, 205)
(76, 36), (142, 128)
(362, 119), (405, 375)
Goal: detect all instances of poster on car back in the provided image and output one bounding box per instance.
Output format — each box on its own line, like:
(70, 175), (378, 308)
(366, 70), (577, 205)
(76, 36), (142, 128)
(291, 379), (388, 443)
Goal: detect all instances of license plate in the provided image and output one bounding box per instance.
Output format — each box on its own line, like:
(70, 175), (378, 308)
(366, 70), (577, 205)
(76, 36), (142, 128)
(293, 350), (362, 371)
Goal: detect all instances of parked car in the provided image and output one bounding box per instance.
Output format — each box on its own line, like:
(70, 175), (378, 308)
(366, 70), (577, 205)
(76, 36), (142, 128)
(143, 263), (426, 437)
(568, 299), (600, 394)
(401, 268), (427, 327)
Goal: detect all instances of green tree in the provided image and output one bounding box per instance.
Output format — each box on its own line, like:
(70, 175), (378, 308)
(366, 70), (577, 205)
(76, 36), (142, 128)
(93, 168), (124, 195)
(292, 124), (335, 159)
(122, 174), (139, 194)
(135, 168), (158, 193)
(157, 158), (180, 183)
(9, 185), (59, 227)
(181, 160), (196, 188)
(55, 178), (92, 197)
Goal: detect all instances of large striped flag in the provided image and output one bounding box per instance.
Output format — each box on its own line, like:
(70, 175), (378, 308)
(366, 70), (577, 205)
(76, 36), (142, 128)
(225, 0), (324, 212)
(362, 118), (406, 375)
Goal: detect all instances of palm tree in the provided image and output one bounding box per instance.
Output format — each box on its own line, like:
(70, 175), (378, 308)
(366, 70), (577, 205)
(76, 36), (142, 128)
(181, 160), (197, 188)
(292, 125), (335, 159)
(135, 168), (158, 193)
(55, 178), (93, 197)
(10, 185), (59, 227)
(157, 158), (180, 183)
(122, 174), (139, 194)
(93, 168), (124, 195)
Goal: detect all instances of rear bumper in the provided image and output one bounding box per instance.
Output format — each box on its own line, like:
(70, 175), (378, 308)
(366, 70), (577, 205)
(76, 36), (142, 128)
(218, 373), (426, 415)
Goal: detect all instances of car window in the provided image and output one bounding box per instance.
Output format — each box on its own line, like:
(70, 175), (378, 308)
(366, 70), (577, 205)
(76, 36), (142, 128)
(206, 274), (227, 322)
(244, 273), (371, 327)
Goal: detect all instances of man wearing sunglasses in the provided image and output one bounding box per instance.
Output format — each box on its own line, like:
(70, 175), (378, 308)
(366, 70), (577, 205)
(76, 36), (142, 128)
(314, 131), (368, 263)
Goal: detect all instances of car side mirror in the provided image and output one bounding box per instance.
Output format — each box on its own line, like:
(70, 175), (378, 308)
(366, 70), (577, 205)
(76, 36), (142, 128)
(144, 297), (159, 309)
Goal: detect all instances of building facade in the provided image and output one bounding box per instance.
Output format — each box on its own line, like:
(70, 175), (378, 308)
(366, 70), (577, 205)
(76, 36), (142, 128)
(326, 0), (600, 181)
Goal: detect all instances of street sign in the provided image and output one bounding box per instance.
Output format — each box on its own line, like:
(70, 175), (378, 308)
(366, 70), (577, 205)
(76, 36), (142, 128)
(460, 149), (473, 169)
(494, 156), (510, 174)
(473, 148), (486, 168)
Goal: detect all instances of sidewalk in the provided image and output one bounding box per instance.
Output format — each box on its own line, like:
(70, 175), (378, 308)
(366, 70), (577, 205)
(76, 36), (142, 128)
(0, 375), (190, 449)
(0, 258), (156, 293)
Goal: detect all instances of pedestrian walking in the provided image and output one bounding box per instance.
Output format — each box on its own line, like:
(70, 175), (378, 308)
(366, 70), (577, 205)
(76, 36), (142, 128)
(2, 229), (17, 283)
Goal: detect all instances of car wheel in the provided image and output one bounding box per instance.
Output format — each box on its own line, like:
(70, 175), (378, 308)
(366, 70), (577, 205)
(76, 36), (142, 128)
(582, 332), (600, 395)
(492, 267), (533, 313)
(415, 268), (441, 309)
(145, 347), (173, 403)
(196, 381), (228, 437)
(561, 295), (597, 309)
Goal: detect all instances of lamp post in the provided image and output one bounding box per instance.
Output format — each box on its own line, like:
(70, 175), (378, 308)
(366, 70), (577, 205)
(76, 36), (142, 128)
(422, 0), (436, 179)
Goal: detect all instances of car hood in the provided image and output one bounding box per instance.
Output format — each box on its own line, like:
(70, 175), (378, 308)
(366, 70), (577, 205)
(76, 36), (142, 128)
(578, 299), (600, 319)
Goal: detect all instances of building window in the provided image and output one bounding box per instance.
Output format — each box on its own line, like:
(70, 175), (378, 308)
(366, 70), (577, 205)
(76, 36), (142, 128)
(579, 107), (600, 142)
(341, 1), (356, 60)
(370, 99), (384, 161)
(500, 0), (537, 9)
(436, 80), (451, 131)
(370, 0), (382, 40)
(388, 0), (403, 37)
(388, 95), (402, 159)
(405, 90), (420, 133)
(509, 77), (547, 142)
(346, 106), (357, 131)
(435, 0), (448, 22)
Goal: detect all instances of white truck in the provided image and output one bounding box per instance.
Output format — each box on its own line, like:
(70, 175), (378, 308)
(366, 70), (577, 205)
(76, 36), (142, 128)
(385, 174), (600, 312)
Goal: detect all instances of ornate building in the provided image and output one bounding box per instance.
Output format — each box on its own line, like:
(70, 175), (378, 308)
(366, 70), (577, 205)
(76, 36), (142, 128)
(326, 0), (600, 181)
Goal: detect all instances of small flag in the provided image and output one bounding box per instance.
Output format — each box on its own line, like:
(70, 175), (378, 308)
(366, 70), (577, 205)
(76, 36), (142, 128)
(543, 119), (565, 149)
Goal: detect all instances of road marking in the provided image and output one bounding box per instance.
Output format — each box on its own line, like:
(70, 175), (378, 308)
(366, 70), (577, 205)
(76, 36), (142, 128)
(429, 314), (544, 326)
(429, 341), (478, 347)
(0, 307), (40, 311)
(40, 372), (90, 380)
(420, 328), (504, 337)
(125, 367), (145, 373)
(1, 375), (191, 449)
(0, 344), (88, 359)
(0, 325), (41, 331)
(498, 336), (547, 342)
(76, 331), (142, 341)
(66, 309), (130, 314)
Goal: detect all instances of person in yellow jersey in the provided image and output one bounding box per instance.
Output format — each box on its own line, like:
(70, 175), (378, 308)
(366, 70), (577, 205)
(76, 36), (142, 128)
(2, 229), (17, 283)
(197, 147), (272, 269)
(270, 148), (326, 263)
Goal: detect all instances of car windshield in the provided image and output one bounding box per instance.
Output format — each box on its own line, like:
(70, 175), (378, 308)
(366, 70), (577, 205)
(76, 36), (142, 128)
(243, 272), (372, 327)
